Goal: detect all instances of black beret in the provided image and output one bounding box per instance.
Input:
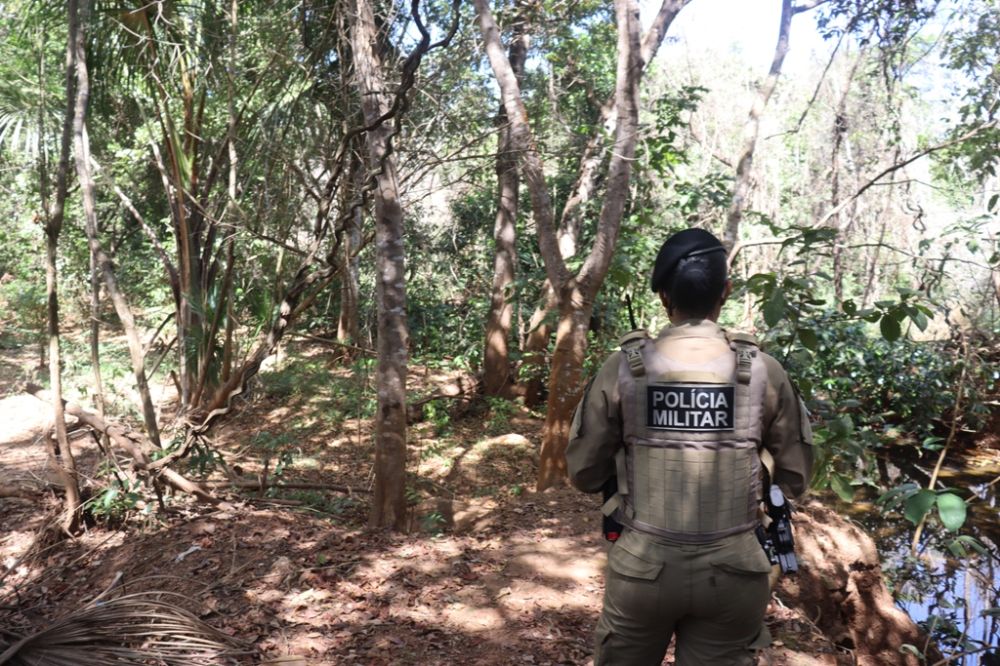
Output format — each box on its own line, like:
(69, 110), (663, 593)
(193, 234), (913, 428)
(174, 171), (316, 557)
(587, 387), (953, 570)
(650, 228), (726, 293)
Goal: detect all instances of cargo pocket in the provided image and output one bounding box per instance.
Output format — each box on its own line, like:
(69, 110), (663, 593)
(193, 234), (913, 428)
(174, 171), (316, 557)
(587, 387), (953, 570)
(709, 535), (771, 620)
(608, 541), (663, 581)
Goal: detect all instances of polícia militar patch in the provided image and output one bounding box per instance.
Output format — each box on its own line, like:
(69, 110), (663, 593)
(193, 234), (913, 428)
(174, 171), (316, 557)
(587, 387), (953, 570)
(646, 384), (735, 431)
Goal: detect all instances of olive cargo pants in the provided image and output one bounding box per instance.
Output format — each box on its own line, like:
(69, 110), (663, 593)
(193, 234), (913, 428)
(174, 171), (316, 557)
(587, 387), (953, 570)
(593, 528), (771, 666)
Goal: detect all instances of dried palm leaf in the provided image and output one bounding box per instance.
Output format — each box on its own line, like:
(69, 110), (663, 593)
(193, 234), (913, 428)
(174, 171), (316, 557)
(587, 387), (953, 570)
(0, 591), (251, 665)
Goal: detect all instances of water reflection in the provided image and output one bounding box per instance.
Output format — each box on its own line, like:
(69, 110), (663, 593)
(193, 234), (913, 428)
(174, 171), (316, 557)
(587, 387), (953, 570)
(824, 454), (1000, 665)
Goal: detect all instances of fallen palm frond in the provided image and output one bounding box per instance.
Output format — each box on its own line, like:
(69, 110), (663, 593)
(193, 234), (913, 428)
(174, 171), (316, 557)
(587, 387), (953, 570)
(0, 591), (250, 665)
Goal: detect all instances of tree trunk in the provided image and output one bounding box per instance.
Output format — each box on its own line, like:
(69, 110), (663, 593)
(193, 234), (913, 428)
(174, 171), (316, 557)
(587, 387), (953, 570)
(477, 0), (643, 490)
(722, 0), (794, 251)
(516, 0), (690, 406)
(39, 0), (84, 534)
(537, 287), (594, 489)
(483, 17), (527, 398)
(88, 225), (110, 452)
(72, 0), (162, 448)
(521, 286), (557, 407)
(830, 50), (864, 304)
(338, 152), (362, 347)
(352, 0), (409, 530)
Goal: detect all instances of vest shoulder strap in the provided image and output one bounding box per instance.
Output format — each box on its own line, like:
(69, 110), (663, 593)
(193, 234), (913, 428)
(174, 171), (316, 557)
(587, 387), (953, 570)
(619, 329), (649, 378)
(729, 335), (757, 385)
(725, 330), (760, 348)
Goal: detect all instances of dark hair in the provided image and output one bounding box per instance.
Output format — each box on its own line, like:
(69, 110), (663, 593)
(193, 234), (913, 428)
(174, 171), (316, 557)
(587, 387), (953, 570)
(662, 251), (727, 318)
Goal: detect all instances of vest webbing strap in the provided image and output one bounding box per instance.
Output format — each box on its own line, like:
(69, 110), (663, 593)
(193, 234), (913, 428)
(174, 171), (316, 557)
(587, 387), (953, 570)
(619, 330), (648, 378)
(624, 346), (644, 377)
(733, 341), (756, 435)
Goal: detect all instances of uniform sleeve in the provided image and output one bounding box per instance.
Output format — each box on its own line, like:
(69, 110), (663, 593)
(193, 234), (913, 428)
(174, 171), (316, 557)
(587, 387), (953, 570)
(566, 351), (623, 493)
(760, 354), (814, 499)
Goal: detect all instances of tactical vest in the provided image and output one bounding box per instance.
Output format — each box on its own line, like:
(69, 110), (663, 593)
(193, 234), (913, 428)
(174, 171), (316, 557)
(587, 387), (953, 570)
(609, 329), (768, 543)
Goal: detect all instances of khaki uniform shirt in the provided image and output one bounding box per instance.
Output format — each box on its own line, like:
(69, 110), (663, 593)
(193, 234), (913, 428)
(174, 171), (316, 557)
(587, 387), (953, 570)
(567, 319), (813, 500)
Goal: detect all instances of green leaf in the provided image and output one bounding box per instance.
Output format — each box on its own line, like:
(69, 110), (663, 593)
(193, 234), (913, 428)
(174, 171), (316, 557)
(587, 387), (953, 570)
(921, 436), (944, 450)
(830, 473), (855, 502)
(829, 414), (853, 437)
(988, 193), (999, 212)
(797, 327), (818, 350)
(947, 539), (967, 558)
(880, 314), (902, 342)
(936, 493), (967, 532)
(877, 482), (919, 508)
(762, 289), (786, 327)
(841, 299), (857, 316)
(903, 489), (936, 525)
(862, 310), (882, 323)
(953, 535), (988, 557)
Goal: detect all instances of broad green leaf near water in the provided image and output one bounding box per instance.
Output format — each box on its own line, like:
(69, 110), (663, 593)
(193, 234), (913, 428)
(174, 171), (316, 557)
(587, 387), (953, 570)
(936, 492), (967, 531)
(948, 535), (988, 558)
(904, 489), (936, 524)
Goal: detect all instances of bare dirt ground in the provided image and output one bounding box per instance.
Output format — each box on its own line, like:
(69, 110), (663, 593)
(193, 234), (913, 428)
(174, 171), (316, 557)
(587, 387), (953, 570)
(0, 343), (927, 665)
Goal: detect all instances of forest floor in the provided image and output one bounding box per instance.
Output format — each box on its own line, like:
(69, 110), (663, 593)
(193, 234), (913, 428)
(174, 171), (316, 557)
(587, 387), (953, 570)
(0, 339), (972, 665)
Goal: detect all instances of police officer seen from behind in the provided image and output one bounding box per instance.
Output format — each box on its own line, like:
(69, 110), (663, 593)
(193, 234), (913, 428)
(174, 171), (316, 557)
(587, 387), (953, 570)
(567, 228), (813, 665)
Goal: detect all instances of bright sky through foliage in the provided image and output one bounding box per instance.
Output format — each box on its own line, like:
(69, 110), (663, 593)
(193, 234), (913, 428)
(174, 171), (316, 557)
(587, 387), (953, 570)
(643, 0), (829, 75)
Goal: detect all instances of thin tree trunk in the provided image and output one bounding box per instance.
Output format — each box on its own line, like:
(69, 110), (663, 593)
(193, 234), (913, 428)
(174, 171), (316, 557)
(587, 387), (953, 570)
(352, 0), (409, 530)
(830, 50), (864, 303)
(483, 16), (527, 398)
(88, 226), (110, 451)
(723, 0), (794, 251)
(557, 0), (691, 255)
(40, 0), (83, 534)
(72, 0), (162, 448)
(338, 152), (362, 347)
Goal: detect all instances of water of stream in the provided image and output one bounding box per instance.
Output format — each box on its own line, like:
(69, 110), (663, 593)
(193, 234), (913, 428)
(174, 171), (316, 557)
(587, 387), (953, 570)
(827, 451), (1000, 665)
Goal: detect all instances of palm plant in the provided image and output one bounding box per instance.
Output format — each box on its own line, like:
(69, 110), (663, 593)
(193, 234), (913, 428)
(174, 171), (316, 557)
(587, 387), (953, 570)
(0, 591), (249, 665)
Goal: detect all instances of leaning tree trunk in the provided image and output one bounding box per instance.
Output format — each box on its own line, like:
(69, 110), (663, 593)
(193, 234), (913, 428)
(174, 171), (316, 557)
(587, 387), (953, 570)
(39, 0), (84, 534)
(483, 16), (528, 398)
(352, 0), (409, 530)
(72, 0), (162, 448)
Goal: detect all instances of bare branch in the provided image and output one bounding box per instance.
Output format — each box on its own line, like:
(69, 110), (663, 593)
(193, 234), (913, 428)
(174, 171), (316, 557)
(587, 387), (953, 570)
(814, 119), (998, 229)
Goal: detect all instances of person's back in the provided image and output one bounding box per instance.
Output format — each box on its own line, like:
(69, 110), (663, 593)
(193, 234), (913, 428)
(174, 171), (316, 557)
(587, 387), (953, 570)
(567, 228), (813, 665)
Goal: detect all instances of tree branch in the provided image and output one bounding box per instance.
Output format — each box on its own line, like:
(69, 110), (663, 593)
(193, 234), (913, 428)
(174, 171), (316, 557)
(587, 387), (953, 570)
(814, 119), (998, 229)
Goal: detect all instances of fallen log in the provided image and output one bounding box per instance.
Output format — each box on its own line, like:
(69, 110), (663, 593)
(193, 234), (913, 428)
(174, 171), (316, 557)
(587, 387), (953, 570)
(26, 384), (219, 504)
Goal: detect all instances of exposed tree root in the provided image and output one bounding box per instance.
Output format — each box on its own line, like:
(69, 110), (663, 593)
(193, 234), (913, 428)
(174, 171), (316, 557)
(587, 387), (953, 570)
(25, 385), (219, 504)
